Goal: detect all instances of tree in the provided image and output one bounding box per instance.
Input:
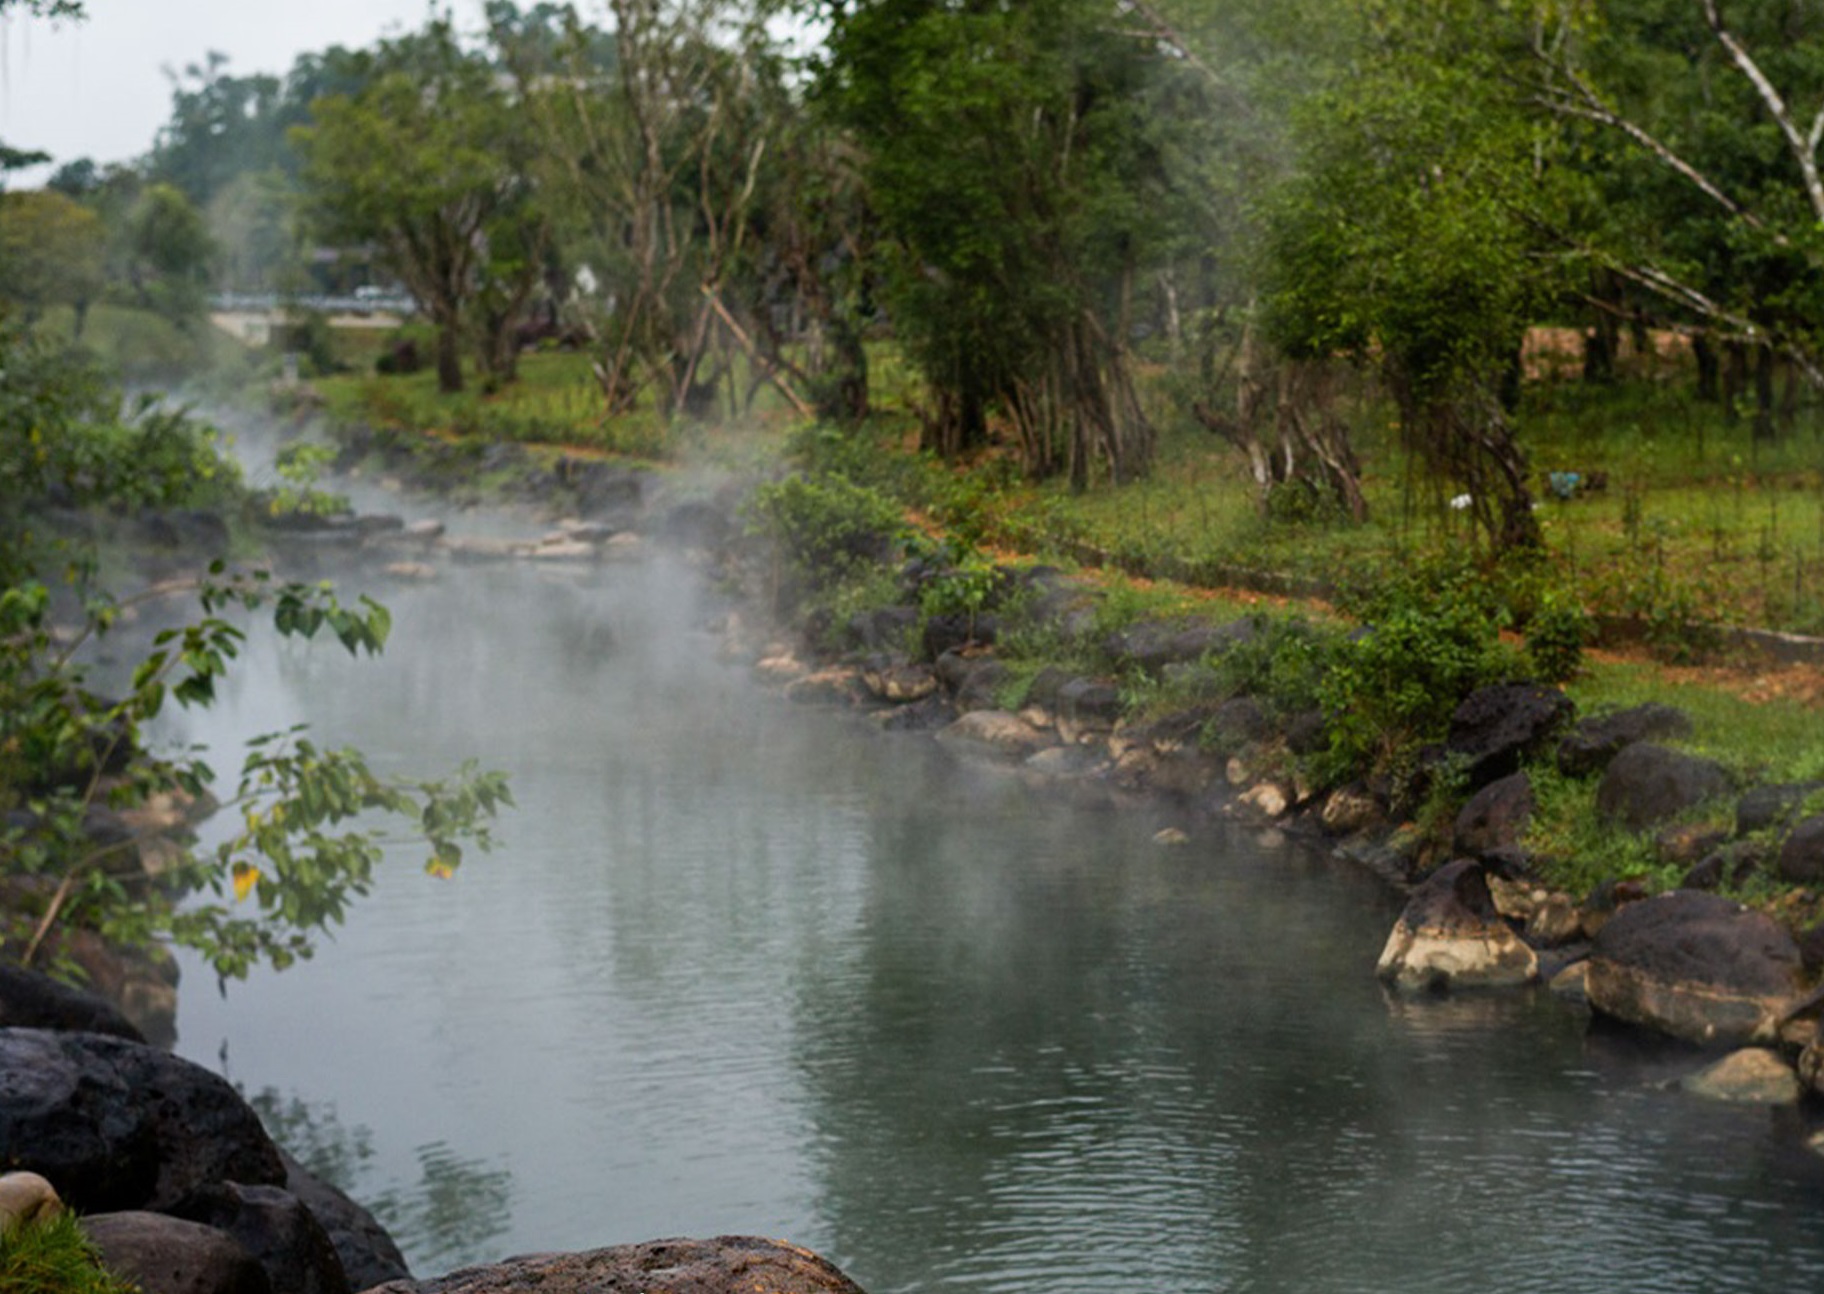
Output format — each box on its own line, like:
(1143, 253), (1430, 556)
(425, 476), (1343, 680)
(814, 0), (1173, 486)
(0, 319), (511, 986)
(495, 0), (789, 419)
(147, 53), (290, 207)
(0, 190), (105, 334)
(293, 18), (544, 394)
(121, 182), (215, 329)
(1528, 0), (1824, 426)
(1262, 2), (1559, 548)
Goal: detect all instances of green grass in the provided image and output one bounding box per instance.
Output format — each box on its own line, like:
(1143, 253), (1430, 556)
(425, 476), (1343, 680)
(0, 1214), (138, 1294)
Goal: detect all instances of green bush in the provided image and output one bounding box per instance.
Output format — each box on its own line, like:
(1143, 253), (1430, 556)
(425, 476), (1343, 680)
(1317, 594), (1513, 789)
(747, 471), (908, 581)
(0, 1213), (137, 1294)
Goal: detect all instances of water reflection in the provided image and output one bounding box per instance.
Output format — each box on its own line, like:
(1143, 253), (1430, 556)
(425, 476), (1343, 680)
(165, 559), (1824, 1294)
(247, 1088), (515, 1273)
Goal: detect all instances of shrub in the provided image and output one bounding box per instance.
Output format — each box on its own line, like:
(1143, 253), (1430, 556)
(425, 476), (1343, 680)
(0, 1213), (137, 1294)
(747, 472), (908, 581)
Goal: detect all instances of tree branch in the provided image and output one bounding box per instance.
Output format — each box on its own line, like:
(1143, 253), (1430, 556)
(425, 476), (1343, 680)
(1701, 0), (1824, 223)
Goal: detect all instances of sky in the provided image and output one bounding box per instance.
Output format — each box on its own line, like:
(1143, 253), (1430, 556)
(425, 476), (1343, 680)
(0, 0), (490, 185)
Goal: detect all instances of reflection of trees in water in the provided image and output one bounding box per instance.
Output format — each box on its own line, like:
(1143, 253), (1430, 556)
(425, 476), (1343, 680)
(246, 1089), (514, 1274)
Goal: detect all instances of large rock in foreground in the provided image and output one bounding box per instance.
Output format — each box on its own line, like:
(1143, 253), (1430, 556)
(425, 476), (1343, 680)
(1585, 891), (1805, 1046)
(0, 1028), (286, 1213)
(365, 1236), (868, 1294)
(1376, 859), (1539, 992)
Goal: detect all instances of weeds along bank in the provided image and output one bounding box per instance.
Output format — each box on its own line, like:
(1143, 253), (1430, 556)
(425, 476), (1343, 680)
(710, 422), (1824, 1108)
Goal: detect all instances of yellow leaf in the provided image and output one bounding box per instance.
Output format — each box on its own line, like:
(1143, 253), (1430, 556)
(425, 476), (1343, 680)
(425, 861), (455, 880)
(232, 863), (261, 902)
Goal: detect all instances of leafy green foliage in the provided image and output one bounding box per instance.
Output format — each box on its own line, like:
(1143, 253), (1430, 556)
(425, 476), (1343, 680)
(747, 471), (907, 581)
(0, 563), (512, 983)
(0, 1213), (136, 1294)
(1317, 572), (1517, 788)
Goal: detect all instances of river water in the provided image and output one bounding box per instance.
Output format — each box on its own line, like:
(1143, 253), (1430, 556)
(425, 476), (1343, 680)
(157, 551), (1824, 1293)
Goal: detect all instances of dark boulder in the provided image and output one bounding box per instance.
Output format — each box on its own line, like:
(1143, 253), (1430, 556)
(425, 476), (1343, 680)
(1778, 814), (1824, 885)
(844, 606), (920, 655)
(1207, 696), (1272, 750)
(279, 1152), (410, 1292)
(1056, 677), (1123, 730)
(1101, 619), (1249, 676)
(171, 1182), (350, 1294)
(1594, 744), (1731, 831)
(1443, 684), (1575, 790)
(0, 965), (145, 1041)
(0, 1029), (285, 1214)
(1555, 703), (1694, 778)
(1681, 841), (1769, 892)
(1585, 891), (1804, 1045)
(364, 1236), (867, 1294)
(1736, 782), (1824, 836)
(1452, 771), (1536, 857)
(922, 613), (997, 660)
(876, 695), (956, 733)
(83, 1211), (272, 1294)
(932, 651), (1007, 709)
(1375, 859), (1539, 991)
(1284, 709), (1328, 756)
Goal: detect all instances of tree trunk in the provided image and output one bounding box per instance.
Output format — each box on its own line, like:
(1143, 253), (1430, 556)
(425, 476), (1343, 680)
(1693, 331), (1720, 402)
(435, 316), (464, 394)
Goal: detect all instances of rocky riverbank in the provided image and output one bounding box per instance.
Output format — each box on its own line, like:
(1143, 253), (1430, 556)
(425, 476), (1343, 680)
(11, 418), (1824, 1293)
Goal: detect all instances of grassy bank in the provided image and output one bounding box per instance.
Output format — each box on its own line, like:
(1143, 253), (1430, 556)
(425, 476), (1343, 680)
(283, 326), (1824, 920)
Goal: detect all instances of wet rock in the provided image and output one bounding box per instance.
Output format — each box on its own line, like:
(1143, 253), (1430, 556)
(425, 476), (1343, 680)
(1577, 878), (1649, 941)
(1736, 782), (1824, 835)
(365, 1236), (866, 1294)
(402, 519), (445, 543)
(1585, 891), (1804, 1046)
(1320, 785), (1383, 837)
(1548, 961), (1590, 1006)
(1239, 782), (1290, 819)
(1656, 822), (1729, 868)
(0, 1028), (285, 1214)
(876, 696), (956, 733)
(1777, 814), (1824, 885)
(923, 613), (997, 660)
(784, 668), (866, 707)
(1056, 678), (1124, 733)
(171, 1183), (350, 1294)
(1443, 684), (1575, 790)
(846, 607), (920, 655)
(936, 711), (1056, 764)
(1527, 892), (1584, 947)
(0, 1170), (62, 1227)
(859, 661), (937, 704)
(1681, 841), (1768, 892)
(1152, 827), (1190, 847)
(1594, 744), (1732, 831)
(1677, 1048), (1801, 1105)
(83, 1211), (271, 1294)
(1556, 703), (1694, 778)
(1375, 859), (1539, 992)
(278, 1153), (409, 1292)
(0, 964), (146, 1041)
(1025, 745), (1109, 779)
(1452, 771), (1535, 857)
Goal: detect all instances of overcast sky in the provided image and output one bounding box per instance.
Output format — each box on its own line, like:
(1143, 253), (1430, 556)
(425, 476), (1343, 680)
(0, 0), (490, 184)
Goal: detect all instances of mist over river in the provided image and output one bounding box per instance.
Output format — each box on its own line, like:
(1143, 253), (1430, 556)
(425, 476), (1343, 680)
(151, 547), (1824, 1293)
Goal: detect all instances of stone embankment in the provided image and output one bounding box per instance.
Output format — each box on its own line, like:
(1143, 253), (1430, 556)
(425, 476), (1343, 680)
(714, 546), (1824, 1127)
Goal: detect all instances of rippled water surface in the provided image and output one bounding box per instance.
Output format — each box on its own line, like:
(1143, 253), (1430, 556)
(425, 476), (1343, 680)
(163, 558), (1824, 1293)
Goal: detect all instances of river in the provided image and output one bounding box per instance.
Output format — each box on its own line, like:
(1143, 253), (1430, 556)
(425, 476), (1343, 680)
(154, 544), (1824, 1293)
